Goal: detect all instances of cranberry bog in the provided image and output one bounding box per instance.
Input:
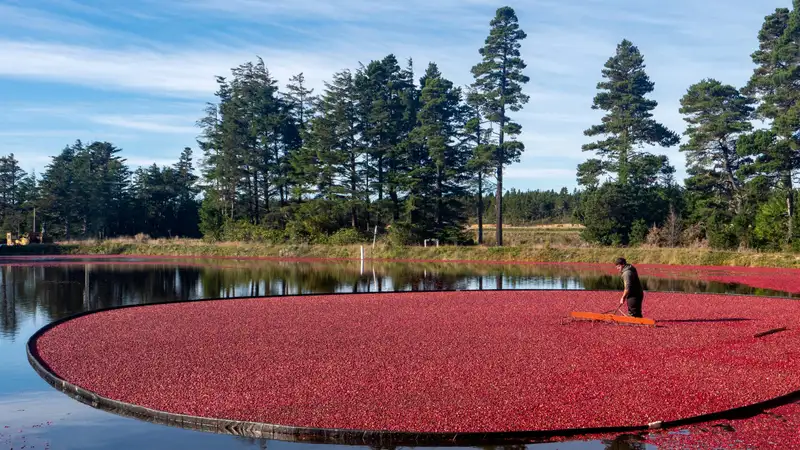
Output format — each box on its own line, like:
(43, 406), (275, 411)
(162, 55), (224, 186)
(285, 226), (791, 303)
(27, 289), (800, 447)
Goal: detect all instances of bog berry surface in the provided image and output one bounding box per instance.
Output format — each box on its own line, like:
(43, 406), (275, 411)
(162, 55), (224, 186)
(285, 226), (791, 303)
(33, 290), (800, 435)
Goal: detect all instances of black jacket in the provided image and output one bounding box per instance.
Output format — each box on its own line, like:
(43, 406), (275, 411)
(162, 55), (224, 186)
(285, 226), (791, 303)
(621, 264), (644, 298)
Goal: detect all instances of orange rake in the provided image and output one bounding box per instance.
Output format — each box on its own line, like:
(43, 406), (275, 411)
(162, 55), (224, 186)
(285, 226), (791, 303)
(569, 307), (656, 327)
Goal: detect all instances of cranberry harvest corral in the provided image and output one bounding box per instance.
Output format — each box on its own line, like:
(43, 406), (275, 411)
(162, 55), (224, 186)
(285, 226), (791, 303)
(31, 290), (800, 442)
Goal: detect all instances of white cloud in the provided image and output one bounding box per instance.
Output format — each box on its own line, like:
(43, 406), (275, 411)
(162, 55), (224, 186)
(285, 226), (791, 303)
(0, 0), (785, 191)
(0, 4), (100, 37)
(0, 40), (339, 98)
(163, 0), (495, 29)
(88, 115), (198, 134)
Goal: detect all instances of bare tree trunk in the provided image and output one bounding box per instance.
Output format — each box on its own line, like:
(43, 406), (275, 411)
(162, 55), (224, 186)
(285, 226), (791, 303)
(786, 173), (794, 244)
(477, 173), (484, 244)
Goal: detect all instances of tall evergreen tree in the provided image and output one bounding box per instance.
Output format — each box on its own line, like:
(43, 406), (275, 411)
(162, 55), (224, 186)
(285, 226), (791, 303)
(18, 171), (38, 234)
(285, 73), (315, 131)
(197, 79), (238, 223)
(172, 147), (200, 237)
(0, 154), (26, 232)
(679, 79), (755, 217)
(406, 63), (469, 239)
(356, 55), (415, 221)
(285, 72), (317, 202)
(743, 2), (800, 243)
(38, 142), (82, 239)
(464, 87), (495, 244)
(581, 39), (679, 186)
(471, 6), (529, 246)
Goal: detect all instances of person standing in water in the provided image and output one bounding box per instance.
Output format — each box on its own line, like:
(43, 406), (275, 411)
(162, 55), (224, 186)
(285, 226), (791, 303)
(615, 257), (644, 318)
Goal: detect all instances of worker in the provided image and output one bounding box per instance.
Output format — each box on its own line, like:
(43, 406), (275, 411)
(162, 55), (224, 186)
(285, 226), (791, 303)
(615, 257), (644, 318)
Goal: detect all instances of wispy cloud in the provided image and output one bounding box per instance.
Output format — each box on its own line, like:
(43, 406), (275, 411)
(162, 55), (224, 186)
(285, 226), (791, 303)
(88, 115), (198, 134)
(164, 0), (494, 28)
(0, 40), (343, 97)
(0, 0), (783, 191)
(0, 4), (101, 37)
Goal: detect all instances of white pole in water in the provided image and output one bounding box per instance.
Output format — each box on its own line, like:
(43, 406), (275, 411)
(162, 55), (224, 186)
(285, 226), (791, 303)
(360, 246), (364, 275)
(372, 225), (378, 248)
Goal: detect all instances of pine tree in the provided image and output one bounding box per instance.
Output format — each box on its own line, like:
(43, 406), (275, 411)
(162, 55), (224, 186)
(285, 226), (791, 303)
(679, 79), (755, 216)
(172, 147), (200, 237)
(743, 2), (800, 243)
(285, 72), (317, 203)
(0, 154), (26, 232)
(39, 142), (82, 239)
(582, 39), (679, 185)
(464, 87), (495, 244)
(306, 70), (364, 227)
(407, 63), (468, 239)
(471, 6), (529, 246)
(285, 73), (315, 131)
(356, 54), (414, 222)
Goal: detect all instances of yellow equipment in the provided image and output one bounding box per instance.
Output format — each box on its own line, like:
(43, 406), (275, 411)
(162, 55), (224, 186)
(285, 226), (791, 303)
(5, 232), (30, 246)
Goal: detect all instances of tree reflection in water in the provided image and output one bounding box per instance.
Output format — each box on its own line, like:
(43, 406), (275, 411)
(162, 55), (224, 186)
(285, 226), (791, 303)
(0, 258), (795, 339)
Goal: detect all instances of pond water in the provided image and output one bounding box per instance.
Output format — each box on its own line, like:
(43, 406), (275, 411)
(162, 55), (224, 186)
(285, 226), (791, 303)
(1, 256), (795, 450)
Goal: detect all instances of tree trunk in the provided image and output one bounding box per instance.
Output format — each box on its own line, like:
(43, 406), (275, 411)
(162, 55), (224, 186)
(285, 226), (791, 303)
(243, 168), (253, 221)
(619, 128), (630, 185)
(477, 174), (484, 244)
(721, 142), (741, 213)
(390, 190), (400, 221)
(253, 172), (260, 224)
(619, 148), (628, 185)
(377, 157), (384, 201)
(496, 162), (503, 246)
(351, 154), (358, 229)
(496, 58), (508, 247)
(785, 172), (794, 244)
(436, 166), (443, 230)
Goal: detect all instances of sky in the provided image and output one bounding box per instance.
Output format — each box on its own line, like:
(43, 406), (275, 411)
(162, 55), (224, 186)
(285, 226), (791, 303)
(0, 0), (788, 191)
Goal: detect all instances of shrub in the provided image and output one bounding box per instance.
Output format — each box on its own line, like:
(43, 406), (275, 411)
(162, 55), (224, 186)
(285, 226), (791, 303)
(681, 222), (705, 248)
(327, 228), (366, 246)
(385, 223), (416, 247)
(628, 220), (648, 246)
(645, 225), (662, 247)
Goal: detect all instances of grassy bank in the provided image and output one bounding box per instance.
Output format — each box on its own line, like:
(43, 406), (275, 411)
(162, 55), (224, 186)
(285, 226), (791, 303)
(4, 237), (800, 269)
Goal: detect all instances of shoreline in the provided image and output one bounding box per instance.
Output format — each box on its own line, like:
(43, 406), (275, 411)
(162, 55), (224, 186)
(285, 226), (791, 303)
(3, 241), (800, 271)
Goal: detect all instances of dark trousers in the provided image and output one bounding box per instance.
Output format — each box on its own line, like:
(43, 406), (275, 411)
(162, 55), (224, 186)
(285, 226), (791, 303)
(626, 295), (643, 318)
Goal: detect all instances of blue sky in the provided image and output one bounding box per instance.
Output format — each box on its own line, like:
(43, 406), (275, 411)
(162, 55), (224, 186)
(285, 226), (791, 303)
(0, 0), (787, 191)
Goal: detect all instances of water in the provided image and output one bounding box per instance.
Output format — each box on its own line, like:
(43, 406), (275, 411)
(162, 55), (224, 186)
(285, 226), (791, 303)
(2, 257), (792, 450)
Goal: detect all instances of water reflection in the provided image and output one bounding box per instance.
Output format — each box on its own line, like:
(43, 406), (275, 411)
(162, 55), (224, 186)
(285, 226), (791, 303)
(0, 259), (796, 339)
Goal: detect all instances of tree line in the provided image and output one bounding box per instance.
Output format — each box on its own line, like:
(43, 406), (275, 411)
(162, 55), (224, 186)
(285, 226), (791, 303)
(195, 6), (529, 246)
(6, 6), (534, 246)
(0, 143), (201, 240)
(576, 1), (800, 251)
(4, 3), (800, 252)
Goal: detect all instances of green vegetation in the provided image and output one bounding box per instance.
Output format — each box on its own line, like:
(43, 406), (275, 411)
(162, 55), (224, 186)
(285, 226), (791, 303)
(3, 3), (800, 259)
(7, 235), (800, 269)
